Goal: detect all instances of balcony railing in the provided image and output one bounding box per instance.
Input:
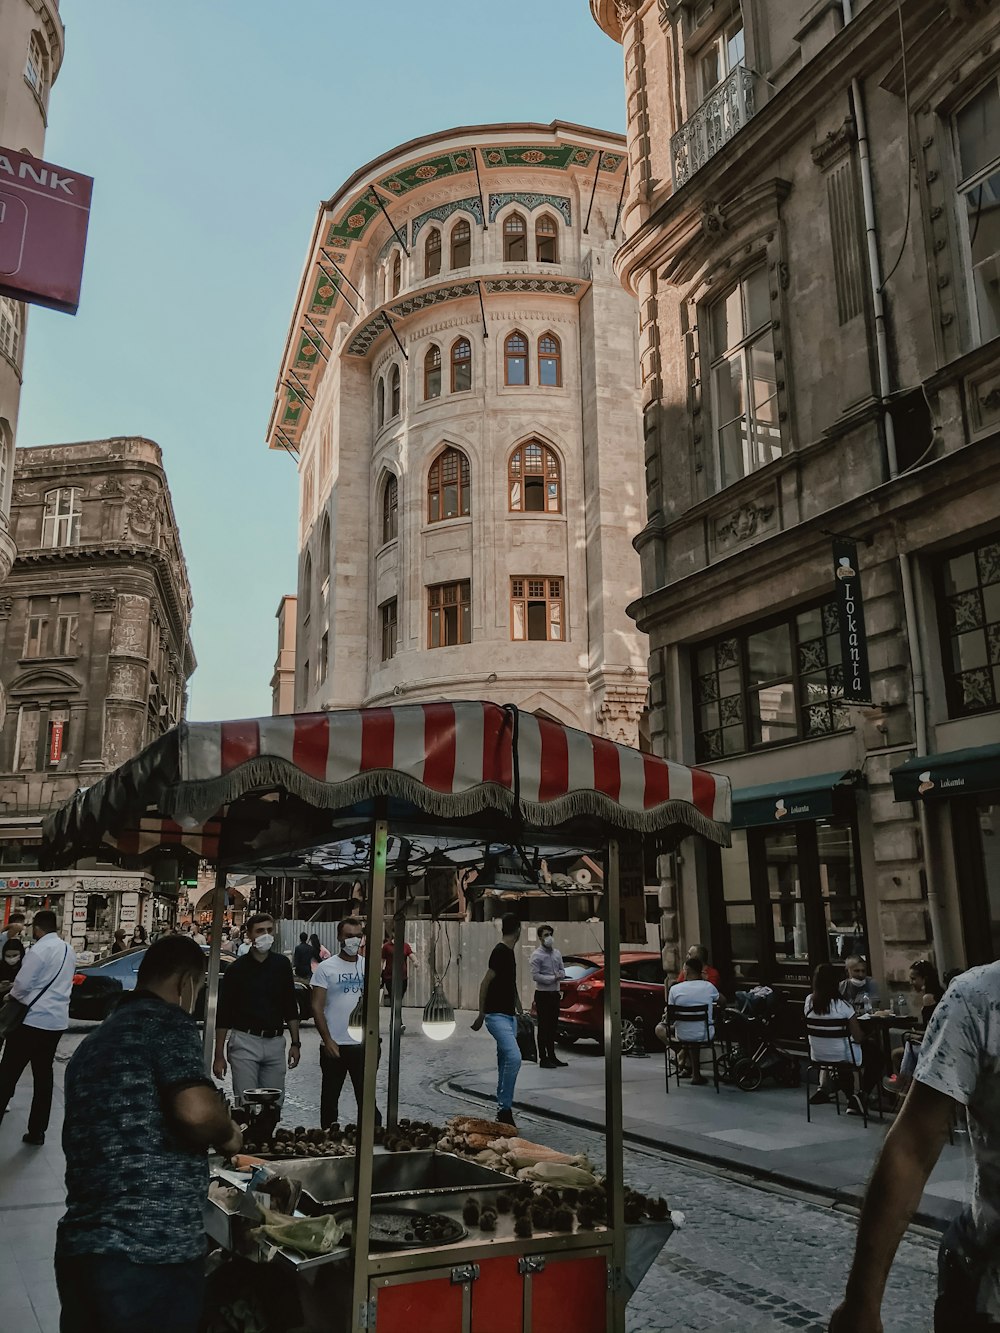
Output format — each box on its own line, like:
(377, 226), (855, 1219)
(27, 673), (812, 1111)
(671, 66), (760, 188)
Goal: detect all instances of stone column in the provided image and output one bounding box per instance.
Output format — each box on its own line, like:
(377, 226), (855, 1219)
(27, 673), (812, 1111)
(104, 593), (151, 769)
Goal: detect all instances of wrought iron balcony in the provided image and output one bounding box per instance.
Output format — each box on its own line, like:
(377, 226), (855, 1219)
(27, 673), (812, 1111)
(671, 66), (760, 188)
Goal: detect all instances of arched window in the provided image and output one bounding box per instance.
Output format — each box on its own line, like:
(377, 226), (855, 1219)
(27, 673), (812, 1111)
(376, 376), (385, 429)
(538, 332), (562, 387)
(451, 337), (472, 392)
(535, 214), (559, 263)
(424, 344), (442, 400)
(25, 32), (47, 97)
(42, 488), (82, 548)
(508, 442), (561, 513)
(425, 227), (442, 278)
(318, 513), (331, 593)
(0, 298), (23, 368)
(390, 364), (401, 418)
(382, 474), (398, 544)
(302, 552), (313, 622)
(391, 251), (402, 297)
(451, 219), (471, 269)
(504, 330), (529, 386)
(503, 212), (527, 262)
(428, 447), (471, 523)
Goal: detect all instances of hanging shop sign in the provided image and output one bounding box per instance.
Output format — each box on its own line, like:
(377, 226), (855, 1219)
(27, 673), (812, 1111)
(0, 144), (93, 314)
(833, 538), (872, 704)
(49, 720), (64, 765)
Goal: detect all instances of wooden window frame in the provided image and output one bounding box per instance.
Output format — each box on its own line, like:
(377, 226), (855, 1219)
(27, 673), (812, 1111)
(503, 212), (528, 262)
(427, 447), (471, 524)
(508, 441), (561, 514)
(708, 265), (780, 489)
(451, 219), (472, 270)
(380, 598), (399, 662)
(535, 214), (559, 264)
(423, 344), (442, 400)
(382, 474), (399, 545)
(451, 337), (472, 392)
(504, 330), (529, 387)
(538, 332), (562, 387)
(425, 227), (442, 278)
(510, 576), (564, 642)
(428, 580), (471, 648)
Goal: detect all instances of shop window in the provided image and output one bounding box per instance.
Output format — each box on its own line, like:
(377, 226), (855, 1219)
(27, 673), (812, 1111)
(693, 600), (849, 761)
(451, 337), (472, 392)
(451, 219), (471, 269)
(389, 364), (401, 418)
(427, 447), (470, 523)
(508, 441), (561, 513)
(42, 487), (82, 548)
(0, 298), (23, 368)
(939, 534), (1000, 716)
(538, 332), (562, 387)
(381, 474), (398, 545)
(504, 330), (529, 386)
(425, 227), (442, 278)
(381, 598), (398, 662)
(955, 77), (1000, 345)
(503, 212), (527, 262)
(535, 214), (559, 263)
(423, 344), (442, 400)
(510, 577), (563, 642)
(376, 376), (385, 429)
(428, 581), (471, 648)
(708, 266), (781, 488)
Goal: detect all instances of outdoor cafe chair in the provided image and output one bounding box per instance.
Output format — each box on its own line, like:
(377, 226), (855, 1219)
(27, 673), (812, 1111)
(804, 1015), (870, 1128)
(663, 1003), (721, 1094)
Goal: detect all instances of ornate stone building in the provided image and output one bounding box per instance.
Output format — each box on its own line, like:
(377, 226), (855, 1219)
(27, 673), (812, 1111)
(271, 594), (297, 715)
(0, 0), (66, 586)
(0, 437), (195, 949)
(593, 0), (1000, 991)
(268, 121), (648, 742)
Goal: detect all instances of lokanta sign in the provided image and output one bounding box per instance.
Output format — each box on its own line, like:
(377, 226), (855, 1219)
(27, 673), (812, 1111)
(0, 145), (93, 314)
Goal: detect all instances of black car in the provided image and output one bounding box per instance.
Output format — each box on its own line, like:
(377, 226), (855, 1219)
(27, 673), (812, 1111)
(70, 946), (314, 1023)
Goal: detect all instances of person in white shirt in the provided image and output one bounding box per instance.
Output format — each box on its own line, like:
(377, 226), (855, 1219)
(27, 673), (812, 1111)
(666, 956), (720, 1086)
(311, 918), (381, 1129)
(0, 909), (76, 1145)
(530, 925), (567, 1069)
(804, 962), (871, 1116)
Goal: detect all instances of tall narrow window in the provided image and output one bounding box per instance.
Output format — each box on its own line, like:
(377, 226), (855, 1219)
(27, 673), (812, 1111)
(939, 534), (1000, 716)
(319, 631), (329, 682)
(0, 298), (23, 367)
(538, 333), (562, 387)
(709, 266), (780, 488)
(451, 219), (471, 269)
(42, 488), (82, 548)
(535, 214), (559, 263)
(451, 337), (472, 392)
(428, 447), (471, 522)
(955, 77), (1000, 345)
(53, 595), (80, 656)
(428, 581), (471, 647)
(424, 344), (442, 399)
(390, 364), (401, 418)
(25, 32), (46, 96)
(508, 442), (561, 513)
(698, 18), (744, 98)
(382, 474), (398, 544)
(505, 331), (529, 386)
(301, 553), (313, 623)
(425, 228), (442, 278)
(510, 577), (564, 642)
(391, 251), (402, 297)
(381, 598), (398, 662)
(318, 514), (331, 599)
(24, 598), (49, 657)
(376, 376), (385, 429)
(503, 213), (527, 262)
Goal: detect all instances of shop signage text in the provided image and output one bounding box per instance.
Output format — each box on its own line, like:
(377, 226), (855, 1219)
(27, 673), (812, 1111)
(49, 720), (64, 764)
(0, 144), (93, 314)
(833, 538), (872, 704)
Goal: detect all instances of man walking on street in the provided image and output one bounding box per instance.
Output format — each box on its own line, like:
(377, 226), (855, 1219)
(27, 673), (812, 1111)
(213, 913), (300, 1104)
(0, 910), (75, 1145)
(56, 935), (242, 1333)
(531, 924), (567, 1069)
(471, 912), (523, 1126)
(293, 932), (314, 980)
(312, 918), (382, 1128)
(829, 959), (1000, 1332)
(381, 931), (416, 1029)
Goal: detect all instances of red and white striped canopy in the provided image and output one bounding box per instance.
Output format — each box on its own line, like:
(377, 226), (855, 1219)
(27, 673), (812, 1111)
(43, 701), (730, 865)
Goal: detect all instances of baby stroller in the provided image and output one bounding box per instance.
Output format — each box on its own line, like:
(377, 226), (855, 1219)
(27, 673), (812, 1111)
(718, 988), (801, 1092)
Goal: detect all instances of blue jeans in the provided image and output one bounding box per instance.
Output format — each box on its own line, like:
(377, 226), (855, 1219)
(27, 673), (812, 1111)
(484, 1012), (521, 1111)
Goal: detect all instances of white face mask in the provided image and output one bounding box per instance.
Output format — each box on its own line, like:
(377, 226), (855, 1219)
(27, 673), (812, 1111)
(341, 936), (361, 957)
(849, 976), (865, 988)
(541, 936), (554, 950)
(253, 934), (274, 953)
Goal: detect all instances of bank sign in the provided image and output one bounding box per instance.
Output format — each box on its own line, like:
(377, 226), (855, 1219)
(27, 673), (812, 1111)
(0, 145), (93, 314)
(833, 538), (872, 704)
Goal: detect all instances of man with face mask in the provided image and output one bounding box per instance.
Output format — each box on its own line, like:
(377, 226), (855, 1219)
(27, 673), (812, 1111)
(56, 935), (242, 1333)
(839, 956), (881, 1013)
(311, 918), (382, 1128)
(530, 924), (567, 1069)
(213, 913), (300, 1106)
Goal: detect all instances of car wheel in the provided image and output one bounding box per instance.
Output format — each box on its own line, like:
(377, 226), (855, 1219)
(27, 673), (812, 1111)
(620, 1017), (637, 1055)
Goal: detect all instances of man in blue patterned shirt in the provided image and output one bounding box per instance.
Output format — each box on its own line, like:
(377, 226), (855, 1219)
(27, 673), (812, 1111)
(55, 934), (243, 1333)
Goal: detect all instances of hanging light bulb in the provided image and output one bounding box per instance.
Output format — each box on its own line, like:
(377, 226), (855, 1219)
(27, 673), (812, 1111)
(347, 995), (365, 1043)
(421, 982), (456, 1041)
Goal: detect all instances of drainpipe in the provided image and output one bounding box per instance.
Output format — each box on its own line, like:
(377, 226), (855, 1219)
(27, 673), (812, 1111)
(842, 0), (948, 968)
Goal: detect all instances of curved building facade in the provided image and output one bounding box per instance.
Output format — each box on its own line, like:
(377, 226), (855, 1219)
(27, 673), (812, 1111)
(269, 122), (648, 743)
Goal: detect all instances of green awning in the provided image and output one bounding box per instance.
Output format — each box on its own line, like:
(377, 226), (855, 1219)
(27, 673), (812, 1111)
(731, 771), (859, 829)
(891, 744), (1000, 802)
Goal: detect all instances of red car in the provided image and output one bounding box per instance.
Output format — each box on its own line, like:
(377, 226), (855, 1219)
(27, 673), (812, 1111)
(552, 951), (666, 1055)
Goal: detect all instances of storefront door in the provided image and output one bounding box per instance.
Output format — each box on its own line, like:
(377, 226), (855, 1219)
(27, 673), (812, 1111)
(952, 796), (1000, 965)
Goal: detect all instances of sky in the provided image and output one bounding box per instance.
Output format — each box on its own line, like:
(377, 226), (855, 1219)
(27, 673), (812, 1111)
(17, 1), (626, 721)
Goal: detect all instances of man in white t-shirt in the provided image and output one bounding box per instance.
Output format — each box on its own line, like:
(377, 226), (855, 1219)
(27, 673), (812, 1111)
(830, 960), (1000, 1331)
(311, 918), (382, 1128)
(666, 957), (720, 1086)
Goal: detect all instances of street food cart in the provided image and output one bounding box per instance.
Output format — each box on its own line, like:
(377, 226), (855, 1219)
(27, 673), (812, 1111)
(43, 701), (730, 1333)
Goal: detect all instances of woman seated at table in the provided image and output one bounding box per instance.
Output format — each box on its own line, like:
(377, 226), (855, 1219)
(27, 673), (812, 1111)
(805, 963), (880, 1116)
(884, 959), (944, 1104)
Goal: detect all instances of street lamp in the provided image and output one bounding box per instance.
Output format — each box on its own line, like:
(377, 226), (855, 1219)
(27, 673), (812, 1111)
(421, 982), (456, 1041)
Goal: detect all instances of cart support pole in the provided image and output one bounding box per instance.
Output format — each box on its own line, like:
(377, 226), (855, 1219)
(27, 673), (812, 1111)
(203, 865), (227, 1069)
(351, 811), (389, 1333)
(386, 906), (406, 1127)
(605, 839), (627, 1333)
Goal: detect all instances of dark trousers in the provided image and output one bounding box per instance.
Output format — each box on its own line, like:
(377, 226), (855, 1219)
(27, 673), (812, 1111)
(0, 1024), (62, 1134)
(56, 1253), (204, 1333)
(534, 991), (560, 1062)
(935, 1225), (1000, 1331)
(320, 1043), (382, 1128)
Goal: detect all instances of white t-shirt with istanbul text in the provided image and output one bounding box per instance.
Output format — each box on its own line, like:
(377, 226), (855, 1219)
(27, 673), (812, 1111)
(312, 955), (366, 1046)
